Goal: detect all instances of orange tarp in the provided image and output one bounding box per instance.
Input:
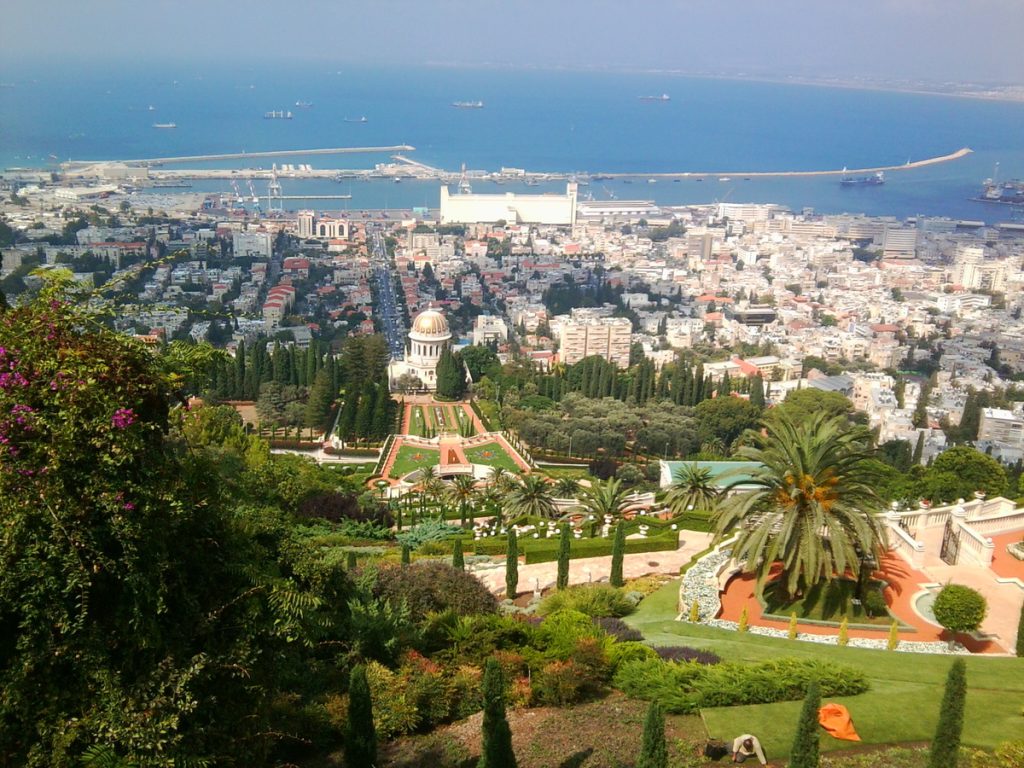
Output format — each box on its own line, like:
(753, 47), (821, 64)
(818, 703), (861, 741)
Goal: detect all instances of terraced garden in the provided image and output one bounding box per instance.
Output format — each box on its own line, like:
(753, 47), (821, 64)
(463, 441), (521, 473)
(389, 445), (440, 478)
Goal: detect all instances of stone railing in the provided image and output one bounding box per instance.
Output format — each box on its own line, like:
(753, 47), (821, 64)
(887, 517), (926, 568)
(956, 522), (995, 567)
(963, 507), (1024, 536)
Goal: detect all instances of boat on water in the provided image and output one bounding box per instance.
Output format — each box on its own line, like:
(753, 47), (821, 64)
(147, 105), (155, 111)
(295, 101), (313, 108)
(639, 93), (670, 102)
(152, 123), (176, 129)
(839, 170), (885, 186)
(975, 178), (1024, 205)
(343, 116), (368, 123)
(452, 100), (484, 109)
(264, 110), (293, 119)
(718, 176), (732, 182)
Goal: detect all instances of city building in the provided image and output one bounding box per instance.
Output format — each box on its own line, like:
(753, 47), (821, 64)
(558, 316), (632, 368)
(978, 407), (1024, 449)
(472, 315), (509, 347)
(233, 230), (272, 259)
(388, 308), (453, 391)
(440, 183), (578, 226)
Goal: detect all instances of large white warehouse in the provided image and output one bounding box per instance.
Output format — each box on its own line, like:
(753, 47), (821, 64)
(439, 183), (578, 226)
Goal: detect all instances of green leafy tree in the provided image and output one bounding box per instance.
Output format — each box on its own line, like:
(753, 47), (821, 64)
(636, 701), (667, 768)
(713, 412), (888, 598)
(505, 529), (519, 599)
(610, 520), (626, 588)
(303, 367), (335, 430)
(788, 681), (821, 768)
(344, 664), (377, 767)
(773, 387), (858, 425)
(932, 584), (987, 647)
(478, 658), (517, 768)
(916, 446), (1007, 503)
(749, 373), (766, 409)
(436, 347), (467, 400)
(694, 396), (763, 451)
(452, 536), (465, 570)
(556, 523), (571, 590)
(928, 659), (967, 768)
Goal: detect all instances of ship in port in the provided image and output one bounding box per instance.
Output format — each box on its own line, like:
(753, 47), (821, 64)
(294, 101), (313, 108)
(343, 116), (367, 123)
(839, 170), (885, 186)
(452, 100), (484, 109)
(975, 179), (1024, 206)
(152, 122), (176, 129)
(264, 110), (293, 119)
(639, 93), (670, 101)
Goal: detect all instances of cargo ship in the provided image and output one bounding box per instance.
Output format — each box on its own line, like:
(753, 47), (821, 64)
(343, 116), (368, 123)
(264, 110), (293, 119)
(452, 100), (484, 109)
(639, 93), (670, 101)
(839, 170), (885, 186)
(294, 101), (313, 108)
(152, 122), (176, 129)
(973, 175), (1024, 206)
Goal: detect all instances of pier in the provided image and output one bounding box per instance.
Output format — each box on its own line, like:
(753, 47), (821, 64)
(66, 145), (416, 168)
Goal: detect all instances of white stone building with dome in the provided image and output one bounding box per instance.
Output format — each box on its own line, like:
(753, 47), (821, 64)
(388, 308), (453, 391)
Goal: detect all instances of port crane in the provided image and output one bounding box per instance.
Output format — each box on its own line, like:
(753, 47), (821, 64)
(247, 179), (261, 213)
(267, 164), (284, 212)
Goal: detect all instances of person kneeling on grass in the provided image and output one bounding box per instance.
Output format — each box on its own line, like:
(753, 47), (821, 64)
(732, 734), (767, 765)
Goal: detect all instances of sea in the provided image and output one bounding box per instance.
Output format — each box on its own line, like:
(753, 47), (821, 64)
(2, 60), (1024, 222)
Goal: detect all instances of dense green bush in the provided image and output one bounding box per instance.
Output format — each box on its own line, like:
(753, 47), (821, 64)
(613, 657), (869, 713)
(534, 609), (606, 659)
(607, 641), (659, 671)
(371, 561), (498, 619)
(537, 585), (636, 618)
(933, 584), (987, 638)
(396, 518), (464, 550)
(471, 529), (679, 563)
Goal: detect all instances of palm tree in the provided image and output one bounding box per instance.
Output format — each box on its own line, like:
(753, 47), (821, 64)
(473, 485), (503, 526)
(713, 411), (887, 599)
(574, 477), (631, 521)
(447, 475), (477, 527)
(663, 464), (720, 518)
(503, 474), (556, 521)
(553, 476), (581, 500)
(488, 466), (516, 493)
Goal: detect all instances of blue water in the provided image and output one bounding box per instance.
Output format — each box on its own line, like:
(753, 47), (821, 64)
(2, 61), (1023, 221)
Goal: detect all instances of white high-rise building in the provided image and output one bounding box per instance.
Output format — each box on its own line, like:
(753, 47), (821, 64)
(558, 317), (632, 368)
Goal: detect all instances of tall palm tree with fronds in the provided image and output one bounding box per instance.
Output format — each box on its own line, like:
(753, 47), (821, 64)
(553, 476), (581, 500)
(574, 477), (631, 521)
(712, 411), (887, 599)
(473, 485), (503, 526)
(447, 475), (477, 527)
(488, 466), (516, 493)
(663, 464), (720, 518)
(503, 474), (556, 521)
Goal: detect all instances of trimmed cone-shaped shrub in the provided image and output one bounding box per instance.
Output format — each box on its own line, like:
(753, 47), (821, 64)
(737, 605), (749, 633)
(347, 551), (357, 570)
(637, 700), (667, 768)
(837, 616), (849, 647)
(788, 680), (821, 768)
(344, 664), (377, 768)
(929, 659), (967, 768)
(610, 520), (626, 588)
(556, 524), (571, 591)
(479, 658), (517, 768)
(888, 620), (901, 651)
(689, 600), (700, 623)
(506, 529), (519, 599)
(401, 544), (411, 566)
(453, 537), (465, 570)
(788, 612), (799, 640)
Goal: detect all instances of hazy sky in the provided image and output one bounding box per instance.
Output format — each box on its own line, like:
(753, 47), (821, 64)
(3, 0), (1022, 83)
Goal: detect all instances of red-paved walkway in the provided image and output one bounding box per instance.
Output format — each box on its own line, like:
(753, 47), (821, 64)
(989, 530), (1024, 582)
(716, 553), (1004, 653)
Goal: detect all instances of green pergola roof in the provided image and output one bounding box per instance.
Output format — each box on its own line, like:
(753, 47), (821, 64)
(662, 460), (764, 487)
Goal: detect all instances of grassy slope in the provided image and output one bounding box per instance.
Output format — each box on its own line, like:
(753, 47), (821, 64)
(624, 579), (1024, 760)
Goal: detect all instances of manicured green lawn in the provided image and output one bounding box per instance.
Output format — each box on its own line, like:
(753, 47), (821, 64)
(762, 578), (893, 626)
(407, 406), (428, 437)
(464, 442), (520, 473)
(625, 579), (1024, 759)
(389, 445), (440, 478)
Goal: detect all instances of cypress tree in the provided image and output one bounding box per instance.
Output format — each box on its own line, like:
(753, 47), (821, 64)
(452, 537), (465, 570)
(344, 664), (377, 768)
(1016, 600), (1024, 657)
(401, 544), (411, 567)
(234, 339), (246, 399)
(913, 430), (926, 465)
(478, 658), (517, 768)
(750, 374), (766, 409)
(346, 551), (357, 570)
(788, 681), (821, 768)
(609, 520), (626, 588)
(556, 523), (571, 590)
(354, 384), (375, 439)
(505, 529), (519, 599)
(636, 700), (667, 768)
(929, 659), (967, 768)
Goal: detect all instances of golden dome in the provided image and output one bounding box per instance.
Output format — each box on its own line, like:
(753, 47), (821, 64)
(410, 309), (450, 337)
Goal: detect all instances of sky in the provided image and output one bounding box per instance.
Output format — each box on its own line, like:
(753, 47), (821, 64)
(2, 0), (1022, 83)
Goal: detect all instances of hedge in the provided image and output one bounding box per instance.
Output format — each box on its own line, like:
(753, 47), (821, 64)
(471, 530), (679, 564)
